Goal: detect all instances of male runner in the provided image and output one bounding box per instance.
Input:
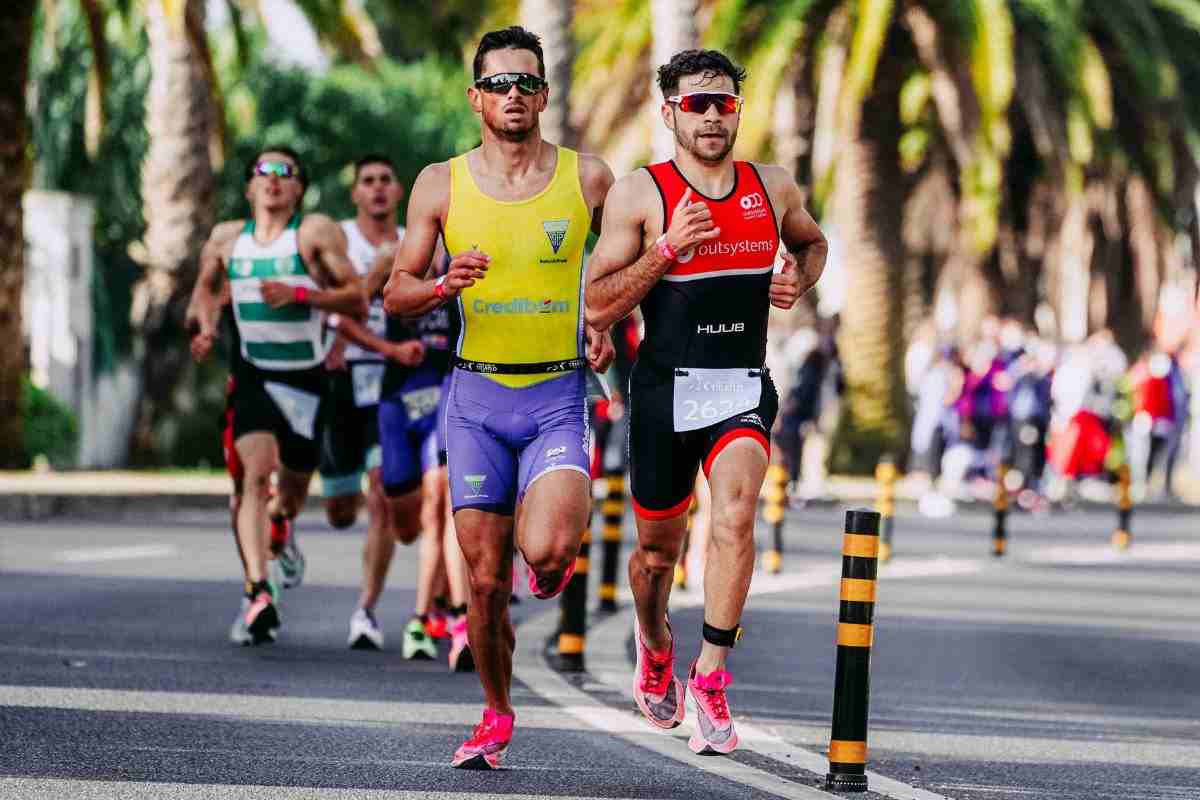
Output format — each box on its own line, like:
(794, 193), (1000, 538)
(189, 146), (366, 644)
(383, 26), (615, 769)
(586, 49), (825, 754)
(313, 154), (416, 650)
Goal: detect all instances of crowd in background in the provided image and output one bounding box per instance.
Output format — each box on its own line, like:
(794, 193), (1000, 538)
(763, 291), (1200, 513)
(905, 308), (1200, 512)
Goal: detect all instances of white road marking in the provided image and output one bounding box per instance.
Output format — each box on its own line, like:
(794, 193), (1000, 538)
(0, 779), (646, 800)
(1025, 542), (1200, 565)
(55, 544), (176, 563)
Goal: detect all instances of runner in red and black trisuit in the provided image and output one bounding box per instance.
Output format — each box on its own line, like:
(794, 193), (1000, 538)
(586, 49), (826, 755)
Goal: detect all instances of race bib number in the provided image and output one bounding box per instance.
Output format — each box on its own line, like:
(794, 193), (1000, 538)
(672, 368), (762, 433)
(351, 363), (384, 408)
(262, 381), (321, 440)
(402, 385), (441, 421)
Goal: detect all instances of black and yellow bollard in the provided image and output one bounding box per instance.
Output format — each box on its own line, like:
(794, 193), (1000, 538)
(875, 456), (897, 563)
(827, 509), (881, 793)
(762, 463), (789, 574)
(1112, 464), (1133, 550)
(992, 463), (1009, 558)
(599, 470), (626, 613)
(555, 525), (591, 672)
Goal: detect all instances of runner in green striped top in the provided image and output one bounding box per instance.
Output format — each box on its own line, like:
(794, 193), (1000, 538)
(187, 146), (366, 645)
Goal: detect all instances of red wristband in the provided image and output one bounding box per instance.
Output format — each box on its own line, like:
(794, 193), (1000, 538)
(293, 285), (309, 303)
(433, 275), (449, 302)
(656, 234), (677, 262)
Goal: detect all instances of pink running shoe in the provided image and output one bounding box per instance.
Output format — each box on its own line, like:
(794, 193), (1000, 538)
(528, 558), (576, 600)
(632, 616), (684, 729)
(451, 708), (514, 769)
(687, 661), (739, 754)
(448, 615), (475, 673)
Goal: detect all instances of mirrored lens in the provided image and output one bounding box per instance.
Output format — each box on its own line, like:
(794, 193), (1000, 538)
(677, 93), (741, 115)
(476, 73), (546, 95)
(255, 161), (296, 178)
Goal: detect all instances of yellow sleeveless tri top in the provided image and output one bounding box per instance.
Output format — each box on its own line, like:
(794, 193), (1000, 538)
(444, 146), (591, 388)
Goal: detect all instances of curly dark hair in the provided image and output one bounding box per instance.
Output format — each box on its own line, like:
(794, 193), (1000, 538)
(656, 49), (746, 97)
(473, 26), (545, 81)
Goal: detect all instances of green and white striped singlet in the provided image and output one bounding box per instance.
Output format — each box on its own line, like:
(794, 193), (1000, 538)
(228, 215), (329, 370)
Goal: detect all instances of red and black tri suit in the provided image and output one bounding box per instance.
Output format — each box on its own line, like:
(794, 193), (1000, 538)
(628, 160), (782, 519)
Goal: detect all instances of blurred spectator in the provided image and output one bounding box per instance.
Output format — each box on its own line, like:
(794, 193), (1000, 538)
(775, 317), (843, 493)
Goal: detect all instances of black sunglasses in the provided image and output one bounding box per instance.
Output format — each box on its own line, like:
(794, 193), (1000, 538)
(474, 72), (547, 95)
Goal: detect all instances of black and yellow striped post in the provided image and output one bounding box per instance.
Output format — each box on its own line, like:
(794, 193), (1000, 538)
(827, 509), (880, 793)
(674, 497), (698, 590)
(992, 463), (1009, 558)
(598, 470), (626, 612)
(762, 463), (789, 574)
(875, 456), (897, 563)
(555, 523), (591, 672)
(1112, 463), (1133, 550)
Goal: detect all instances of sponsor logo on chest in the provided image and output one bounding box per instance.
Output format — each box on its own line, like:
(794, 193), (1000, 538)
(541, 219), (570, 264)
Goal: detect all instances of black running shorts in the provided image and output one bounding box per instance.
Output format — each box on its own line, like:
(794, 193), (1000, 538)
(231, 359), (326, 474)
(627, 359), (777, 519)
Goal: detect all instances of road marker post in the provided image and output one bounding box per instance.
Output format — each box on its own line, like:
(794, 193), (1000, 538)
(992, 463), (1009, 557)
(555, 512), (592, 672)
(598, 470), (625, 612)
(827, 509), (880, 793)
(762, 463), (789, 574)
(875, 456), (897, 563)
(1112, 463), (1133, 550)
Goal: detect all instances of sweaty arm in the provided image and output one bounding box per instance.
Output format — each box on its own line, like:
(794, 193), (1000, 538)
(586, 171), (720, 332)
(282, 214), (367, 317)
(186, 220), (243, 361)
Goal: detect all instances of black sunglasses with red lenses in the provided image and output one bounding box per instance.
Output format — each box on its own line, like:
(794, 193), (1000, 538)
(474, 72), (548, 95)
(667, 92), (743, 115)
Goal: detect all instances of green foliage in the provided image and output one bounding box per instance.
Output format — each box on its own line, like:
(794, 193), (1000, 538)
(21, 376), (79, 469)
(217, 56), (481, 223)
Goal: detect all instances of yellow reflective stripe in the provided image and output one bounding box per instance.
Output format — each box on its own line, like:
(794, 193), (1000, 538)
(842, 534), (879, 558)
(837, 623), (873, 648)
(840, 578), (876, 603)
(598, 584), (617, 601)
(558, 633), (585, 654)
(829, 739), (867, 763)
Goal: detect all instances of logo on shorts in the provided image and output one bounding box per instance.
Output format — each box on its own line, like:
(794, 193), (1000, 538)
(464, 473), (488, 498)
(543, 219), (569, 254)
(739, 413), (765, 429)
(545, 445), (567, 463)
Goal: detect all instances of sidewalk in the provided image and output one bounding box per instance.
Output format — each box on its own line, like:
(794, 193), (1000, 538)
(3, 469), (1195, 520)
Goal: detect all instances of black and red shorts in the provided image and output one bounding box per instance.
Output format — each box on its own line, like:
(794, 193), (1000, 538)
(626, 359), (777, 519)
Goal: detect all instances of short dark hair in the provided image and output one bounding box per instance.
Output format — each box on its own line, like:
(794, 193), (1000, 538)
(656, 49), (747, 97)
(353, 154), (397, 182)
(245, 145), (308, 190)
(473, 26), (545, 81)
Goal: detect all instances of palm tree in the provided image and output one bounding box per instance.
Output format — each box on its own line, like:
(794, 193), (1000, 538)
(650, 0), (699, 160)
(521, 0), (577, 148)
(0, 0), (36, 466)
(129, 0), (383, 462)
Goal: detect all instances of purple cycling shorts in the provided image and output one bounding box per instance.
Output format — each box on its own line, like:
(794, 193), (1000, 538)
(444, 368), (591, 515)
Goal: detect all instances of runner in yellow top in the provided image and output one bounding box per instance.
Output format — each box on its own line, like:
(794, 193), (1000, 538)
(383, 26), (615, 770)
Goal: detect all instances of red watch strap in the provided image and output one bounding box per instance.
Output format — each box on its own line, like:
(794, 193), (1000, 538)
(293, 285), (309, 303)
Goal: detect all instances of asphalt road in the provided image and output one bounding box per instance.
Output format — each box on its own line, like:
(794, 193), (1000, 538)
(1, 501), (1198, 799)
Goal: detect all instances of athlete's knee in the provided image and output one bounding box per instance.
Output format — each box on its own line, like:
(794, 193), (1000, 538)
(524, 541), (576, 581)
(325, 495), (360, 529)
(466, 569), (509, 607)
(387, 496), (421, 544)
(634, 538), (683, 573)
(710, 492), (758, 545)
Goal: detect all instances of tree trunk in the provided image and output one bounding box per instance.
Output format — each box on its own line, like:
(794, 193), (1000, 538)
(521, 0), (576, 148)
(130, 0), (215, 464)
(650, 0), (699, 161)
(832, 51), (911, 473)
(0, 1), (35, 467)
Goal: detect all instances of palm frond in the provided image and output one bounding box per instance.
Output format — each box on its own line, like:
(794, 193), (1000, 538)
(79, 0), (110, 158)
(838, 0), (895, 130)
